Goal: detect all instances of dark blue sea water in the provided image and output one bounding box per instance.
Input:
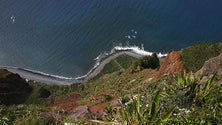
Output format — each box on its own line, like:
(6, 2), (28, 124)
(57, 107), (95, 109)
(1, 0), (222, 77)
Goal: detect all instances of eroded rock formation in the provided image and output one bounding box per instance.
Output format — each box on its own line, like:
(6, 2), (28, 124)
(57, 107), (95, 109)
(196, 53), (222, 77)
(158, 51), (184, 77)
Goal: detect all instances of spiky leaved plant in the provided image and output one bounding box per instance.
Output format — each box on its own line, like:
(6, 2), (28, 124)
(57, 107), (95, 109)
(187, 74), (216, 106)
(91, 90), (175, 125)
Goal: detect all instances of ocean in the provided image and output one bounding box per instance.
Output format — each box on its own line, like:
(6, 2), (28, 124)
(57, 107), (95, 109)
(1, 0), (222, 77)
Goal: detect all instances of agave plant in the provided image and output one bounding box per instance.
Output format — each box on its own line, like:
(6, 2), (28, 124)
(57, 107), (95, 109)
(173, 71), (216, 106)
(92, 90), (175, 125)
(186, 74), (216, 106)
(174, 71), (199, 88)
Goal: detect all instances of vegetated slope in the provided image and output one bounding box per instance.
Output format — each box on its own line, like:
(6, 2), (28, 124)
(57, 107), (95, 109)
(0, 69), (33, 105)
(93, 54), (137, 79)
(81, 46), (222, 124)
(1, 43), (222, 124)
(133, 53), (160, 71)
(196, 52), (222, 77)
(181, 42), (222, 72)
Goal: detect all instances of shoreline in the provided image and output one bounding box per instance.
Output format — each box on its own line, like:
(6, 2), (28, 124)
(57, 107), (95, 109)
(0, 48), (167, 85)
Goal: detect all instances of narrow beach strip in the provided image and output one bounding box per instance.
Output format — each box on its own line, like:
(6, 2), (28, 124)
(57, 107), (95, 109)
(1, 46), (167, 85)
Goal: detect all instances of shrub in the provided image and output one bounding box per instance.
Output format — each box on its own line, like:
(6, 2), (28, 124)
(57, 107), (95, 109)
(0, 72), (33, 105)
(134, 53), (160, 70)
(104, 95), (112, 102)
(38, 87), (51, 98)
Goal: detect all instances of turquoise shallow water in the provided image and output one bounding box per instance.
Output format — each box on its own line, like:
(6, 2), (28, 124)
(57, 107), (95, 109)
(0, 0), (222, 77)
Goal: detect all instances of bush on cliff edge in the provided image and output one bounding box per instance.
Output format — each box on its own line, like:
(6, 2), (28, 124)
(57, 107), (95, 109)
(133, 53), (160, 71)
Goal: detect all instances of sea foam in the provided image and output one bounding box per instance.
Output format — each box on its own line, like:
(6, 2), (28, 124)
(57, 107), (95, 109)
(1, 45), (168, 83)
(112, 45), (167, 58)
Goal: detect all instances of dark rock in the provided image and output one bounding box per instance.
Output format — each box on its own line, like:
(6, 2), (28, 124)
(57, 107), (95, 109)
(0, 69), (33, 105)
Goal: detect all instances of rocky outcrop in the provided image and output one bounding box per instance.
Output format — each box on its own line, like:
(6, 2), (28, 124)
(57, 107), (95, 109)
(0, 69), (33, 105)
(196, 53), (222, 77)
(69, 106), (92, 121)
(158, 51), (184, 77)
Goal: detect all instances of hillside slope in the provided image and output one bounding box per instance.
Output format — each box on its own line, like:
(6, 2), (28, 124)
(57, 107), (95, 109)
(0, 43), (222, 124)
(0, 69), (33, 105)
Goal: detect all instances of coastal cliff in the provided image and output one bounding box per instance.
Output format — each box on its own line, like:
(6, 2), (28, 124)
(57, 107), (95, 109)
(0, 69), (33, 105)
(0, 43), (222, 124)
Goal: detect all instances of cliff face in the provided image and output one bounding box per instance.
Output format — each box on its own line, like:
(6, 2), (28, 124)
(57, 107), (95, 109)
(0, 69), (33, 105)
(157, 50), (222, 78)
(196, 53), (222, 77)
(158, 51), (184, 77)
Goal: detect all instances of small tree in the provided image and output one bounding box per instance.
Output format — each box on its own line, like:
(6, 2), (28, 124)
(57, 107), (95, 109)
(134, 53), (160, 70)
(38, 87), (51, 98)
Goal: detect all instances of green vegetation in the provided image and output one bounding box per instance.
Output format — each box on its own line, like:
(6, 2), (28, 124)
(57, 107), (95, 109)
(167, 74), (222, 124)
(89, 72), (222, 124)
(38, 87), (51, 98)
(115, 54), (137, 69)
(0, 72), (33, 105)
(96, 60), (121, 78)
(93, 54), (136, 79)
(93, 90), (175, 125)
(133, 53), (159, 71)
(24, 81), (82, 105)
(0, 104), (72, 125)
(1, 43), (222, 124)
(1, 71), (221, 124)
(182, 42), (222, 72)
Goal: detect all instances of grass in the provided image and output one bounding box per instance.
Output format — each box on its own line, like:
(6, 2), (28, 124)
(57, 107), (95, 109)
(93, 90), (175, 125)
(2, 71), (221, 124)
(0, 104), (70, 125)
(94, 59), (121, 79)
(92, 72), (222, 124)
(24, 81), (83, 105)
(93, 54), (137, 80)
(115, 54), (137, 69)
(1, 43), (222, 124)
(181, 42), (222, 72)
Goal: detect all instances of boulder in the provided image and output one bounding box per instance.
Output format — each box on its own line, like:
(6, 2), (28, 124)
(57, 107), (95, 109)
(110, 98), (121, 107)
(158, 51), (184, 77)
(69, 106), (92, 121)
(196, 53), (222, 77)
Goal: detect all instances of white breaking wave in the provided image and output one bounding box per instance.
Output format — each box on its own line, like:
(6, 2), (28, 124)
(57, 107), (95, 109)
(94, 54), (101, 60)
(75, 62), (100, 80)
(1, 44), (168, 84)
(113, 45), (167, 58)
(83, 45), (167, 79)
(23, 68), (73, 80)
(3, 66), (73, 80)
